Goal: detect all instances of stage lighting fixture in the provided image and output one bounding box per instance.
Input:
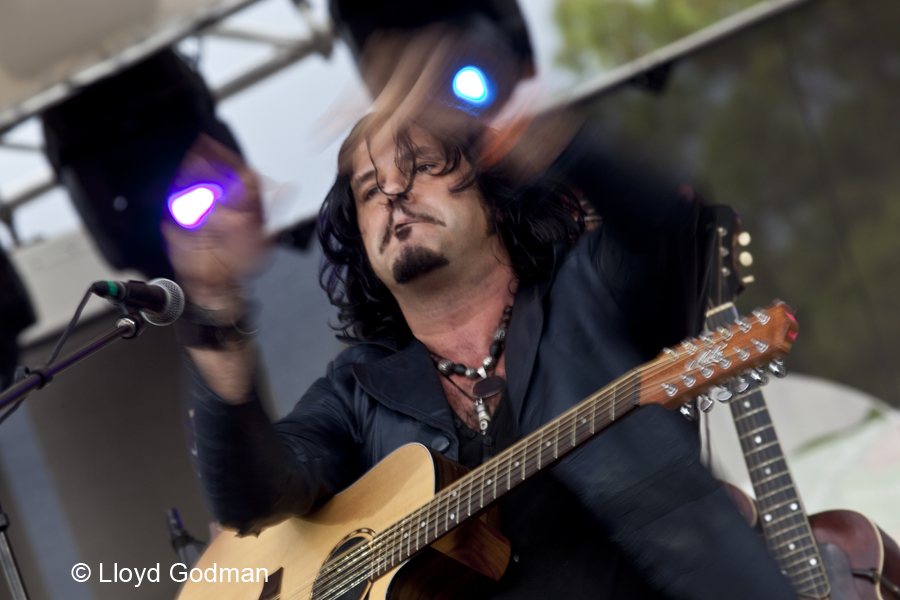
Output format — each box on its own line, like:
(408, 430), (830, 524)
(42, 50), (242, 279)
(329, 0), (533, 113)
(168, 183), (223, 229)
(0, 250), (36, 391)
(453, 66), (491, 105)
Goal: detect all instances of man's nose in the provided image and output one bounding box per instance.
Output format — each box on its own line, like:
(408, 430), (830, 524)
(378, 167), (412, 199)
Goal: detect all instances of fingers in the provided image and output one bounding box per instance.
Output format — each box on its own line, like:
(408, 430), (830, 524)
(162, 134), (271, 303)
(169, 134), (262, 216)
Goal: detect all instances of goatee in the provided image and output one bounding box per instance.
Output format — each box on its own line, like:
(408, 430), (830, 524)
(392, 245), (449, 284)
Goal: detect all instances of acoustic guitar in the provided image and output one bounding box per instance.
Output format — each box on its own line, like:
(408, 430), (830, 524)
(703, 205), (900, 600)
(178, 301), (799, 600)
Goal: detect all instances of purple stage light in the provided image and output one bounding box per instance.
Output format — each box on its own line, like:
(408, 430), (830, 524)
(168, 183), (222, 229)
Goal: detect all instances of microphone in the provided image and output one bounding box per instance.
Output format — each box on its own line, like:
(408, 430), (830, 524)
(91, 279), (185, 326)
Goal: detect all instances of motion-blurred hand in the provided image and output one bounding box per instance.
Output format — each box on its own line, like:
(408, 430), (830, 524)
(358, 27), (582, 186)
(161, 134), (271, 312)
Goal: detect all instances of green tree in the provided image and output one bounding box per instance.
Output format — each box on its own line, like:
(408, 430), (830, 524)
(555, 0), (764, 74)
(552, 0), (900, 405)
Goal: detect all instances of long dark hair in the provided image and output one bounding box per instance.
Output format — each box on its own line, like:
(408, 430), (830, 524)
(317, 114), (585, 342)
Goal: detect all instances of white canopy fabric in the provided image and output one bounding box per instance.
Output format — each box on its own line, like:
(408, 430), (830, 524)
(0, 0), (257, 132)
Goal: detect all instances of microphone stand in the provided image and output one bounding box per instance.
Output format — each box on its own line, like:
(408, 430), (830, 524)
(0, 311), (147, 600)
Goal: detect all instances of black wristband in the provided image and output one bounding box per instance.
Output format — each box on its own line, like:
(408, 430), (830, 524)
(174, 302), (258, 350)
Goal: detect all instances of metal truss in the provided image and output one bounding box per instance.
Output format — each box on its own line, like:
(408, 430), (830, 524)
(0, 0), (334, 246)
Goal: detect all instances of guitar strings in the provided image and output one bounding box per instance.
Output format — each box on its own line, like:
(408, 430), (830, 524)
(255, 312), (778, 600)
(300, 385), (634, 600)
(274, 374), (640, 600)
(311, 388), (639, 600)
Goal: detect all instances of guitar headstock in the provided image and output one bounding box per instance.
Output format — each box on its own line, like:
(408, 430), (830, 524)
(640, 301), (798, 410)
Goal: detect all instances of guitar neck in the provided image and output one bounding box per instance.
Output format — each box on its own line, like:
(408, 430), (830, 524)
(368, 370), (642, 578)
(706, 306), (830, 599)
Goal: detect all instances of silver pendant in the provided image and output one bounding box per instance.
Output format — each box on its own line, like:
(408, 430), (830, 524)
(472, 375), (505, 400)
(474, 399), (491, 432)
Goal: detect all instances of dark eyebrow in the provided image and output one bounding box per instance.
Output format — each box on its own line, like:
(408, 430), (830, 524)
(350, 169), (376, 195)
(415, 146), (443, 161)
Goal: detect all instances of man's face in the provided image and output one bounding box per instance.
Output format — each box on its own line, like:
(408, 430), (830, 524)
(349, 126), (498, 291)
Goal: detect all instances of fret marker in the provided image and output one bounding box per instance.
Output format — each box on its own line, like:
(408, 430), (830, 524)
(744, 400), (751, 408)
(581, 418), (587, 424)
(546, 442), (551, 447)
(487, 479), (492, 485)
(764, 467), (772, 475)
(451, 491), (457, 497)
(514, 461), (520, 467)
(810, 558), (818, 566)
(764, 514), (772, 522)
(450, 513), (455, 520)
(781, 570), (788, 576)
(404, 532), (408, 538)
(420, 522), (426, 528)
(790, 503), (799, 511)
(788, 543), (796, 551)
(754, 435), (763, 444)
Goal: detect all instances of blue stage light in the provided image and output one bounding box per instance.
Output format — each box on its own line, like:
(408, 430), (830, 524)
(453, 66), (491, 104)
(168, 183), (222, 229)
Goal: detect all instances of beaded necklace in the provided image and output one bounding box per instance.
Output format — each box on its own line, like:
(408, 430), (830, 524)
(431, 306), (511, 432)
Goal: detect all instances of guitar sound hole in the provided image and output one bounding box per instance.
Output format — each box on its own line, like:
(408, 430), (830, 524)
(313, 533), (373, 600)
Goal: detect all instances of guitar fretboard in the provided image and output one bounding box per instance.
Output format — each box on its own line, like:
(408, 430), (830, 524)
(707, 307), (830, 599)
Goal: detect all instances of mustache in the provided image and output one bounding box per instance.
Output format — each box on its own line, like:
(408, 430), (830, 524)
(378, 202), (446, 254)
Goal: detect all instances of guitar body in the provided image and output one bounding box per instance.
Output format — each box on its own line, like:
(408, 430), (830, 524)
(177, 444), (510, 600)
(810, 510), (900, 600)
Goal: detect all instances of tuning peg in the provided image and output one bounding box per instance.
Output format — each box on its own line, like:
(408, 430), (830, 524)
(739, 251), (753, 267)
(713, 386), (733, 403)
(738, 232), (751, 247)
(768, 359), (787, 378)
(749, 367), (769, 386)
(751, 309), (770, 324)
(751, 338), (769, 353)
(680, 402), (698, 421)
(697, 394), (714, 413)
(731, 375), (750, 394)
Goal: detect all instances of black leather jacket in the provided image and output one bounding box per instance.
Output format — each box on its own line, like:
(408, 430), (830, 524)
(190, 131), (796, 600)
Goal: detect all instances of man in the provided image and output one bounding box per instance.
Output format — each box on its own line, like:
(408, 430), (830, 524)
(164, 111), (795, 599)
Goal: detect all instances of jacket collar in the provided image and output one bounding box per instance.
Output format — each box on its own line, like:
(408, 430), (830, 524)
(351, 337), (457, 434)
